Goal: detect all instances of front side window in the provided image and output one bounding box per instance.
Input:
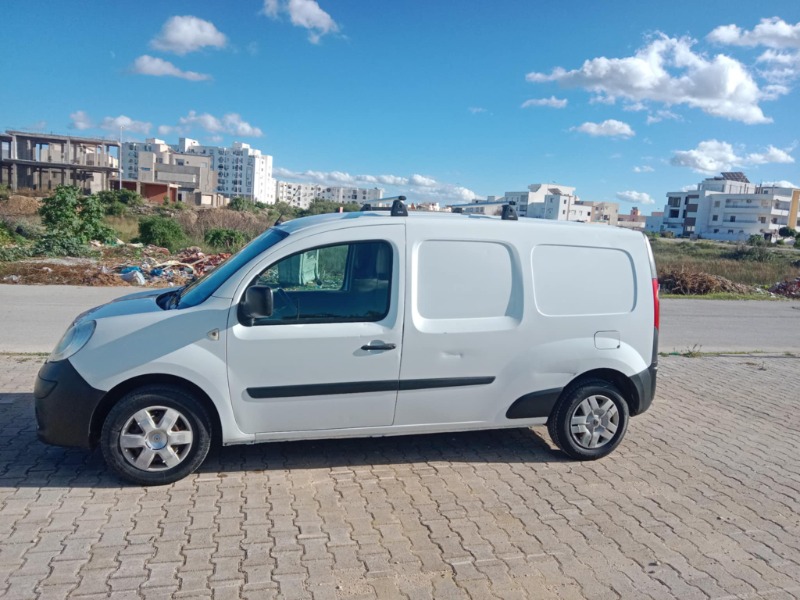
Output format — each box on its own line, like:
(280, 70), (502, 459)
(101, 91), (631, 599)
(249, 241), (392, 325)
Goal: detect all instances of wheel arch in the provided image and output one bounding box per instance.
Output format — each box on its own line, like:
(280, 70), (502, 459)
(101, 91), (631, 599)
(90, 374), (223, 448)
(562, 368), (642, 415)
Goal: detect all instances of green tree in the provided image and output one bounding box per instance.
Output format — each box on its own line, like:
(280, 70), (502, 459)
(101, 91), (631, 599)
(38, 185), (115, 245)
(778, 226), (798, 238)
(137, 216), (187, 251)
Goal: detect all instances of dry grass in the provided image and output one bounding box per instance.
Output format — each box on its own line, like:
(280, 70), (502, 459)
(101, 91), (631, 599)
(104, 215), (141, 243)
(0, 195), (41, 217)
(655, 256), (798, 287)
(652, 239), (800, 287)
(174, 209), (272, 245)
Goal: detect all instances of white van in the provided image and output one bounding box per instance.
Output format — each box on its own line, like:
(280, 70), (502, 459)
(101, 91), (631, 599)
(35, 200), (659, 485)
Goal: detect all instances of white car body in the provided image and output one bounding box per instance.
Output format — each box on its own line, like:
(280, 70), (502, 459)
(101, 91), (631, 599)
(35, 206), (659, 483)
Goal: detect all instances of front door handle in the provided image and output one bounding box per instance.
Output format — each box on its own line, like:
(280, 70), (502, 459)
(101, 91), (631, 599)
(361, 343), (396, 351)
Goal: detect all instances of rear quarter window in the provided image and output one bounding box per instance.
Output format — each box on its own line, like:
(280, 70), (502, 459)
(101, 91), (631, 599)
(415, 240), (520, 320)
(532, 245), (635, 316)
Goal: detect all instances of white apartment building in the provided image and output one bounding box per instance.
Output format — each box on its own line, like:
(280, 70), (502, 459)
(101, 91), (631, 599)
(175, 139), (275, 204)
(656, 172), (800, 241)
(451, 183), (594, 222)
(275, 181), (383, 209)
(525, 185), (593, 222)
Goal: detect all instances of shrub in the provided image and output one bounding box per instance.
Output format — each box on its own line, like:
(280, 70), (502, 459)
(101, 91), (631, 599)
(778, 226), (798, 238)
(747, 234), (767, 247)
(137, 216), (187, 251)
(33, 234), (95, 257)
(205, 228), (248, 250)
(96, 189), (144, 216)
(228, 197), (257, 212)
(38, 185), (115, 244)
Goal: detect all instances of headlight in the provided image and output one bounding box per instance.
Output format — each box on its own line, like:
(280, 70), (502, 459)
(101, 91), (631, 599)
(49, 320), (96, 362)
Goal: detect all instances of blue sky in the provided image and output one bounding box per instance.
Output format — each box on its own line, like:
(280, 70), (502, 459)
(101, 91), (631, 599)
(2, 1), (800, 213)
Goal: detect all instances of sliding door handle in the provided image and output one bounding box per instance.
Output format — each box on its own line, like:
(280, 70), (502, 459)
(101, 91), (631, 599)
(361, 343), (396, 351)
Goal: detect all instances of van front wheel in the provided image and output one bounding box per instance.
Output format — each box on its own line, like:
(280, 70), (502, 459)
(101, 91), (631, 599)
(548, 380), (629, 460)
(101, 386), (212, 485)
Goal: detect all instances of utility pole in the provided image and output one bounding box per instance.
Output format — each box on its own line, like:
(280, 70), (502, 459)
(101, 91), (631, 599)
(118, 125), (124, 192)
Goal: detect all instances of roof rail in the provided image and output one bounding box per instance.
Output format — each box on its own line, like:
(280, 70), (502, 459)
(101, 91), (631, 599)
(501, 204), (518, 220)
(360, 196), (408, 217)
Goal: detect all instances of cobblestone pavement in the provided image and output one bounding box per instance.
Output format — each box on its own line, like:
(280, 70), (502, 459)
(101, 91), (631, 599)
(1, 353), (800, 599)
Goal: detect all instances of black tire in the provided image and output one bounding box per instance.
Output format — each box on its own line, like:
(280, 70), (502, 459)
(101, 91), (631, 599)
(547, 379), (629, 460)
(101, 385), (212, 486)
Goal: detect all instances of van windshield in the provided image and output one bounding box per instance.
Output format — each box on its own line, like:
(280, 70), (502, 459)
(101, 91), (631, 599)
(176, 227), (290, 308)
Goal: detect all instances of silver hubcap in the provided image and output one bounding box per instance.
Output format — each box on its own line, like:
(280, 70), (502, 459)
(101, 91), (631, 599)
(570, 395), (619, 449)
(119, 406), (194, 472)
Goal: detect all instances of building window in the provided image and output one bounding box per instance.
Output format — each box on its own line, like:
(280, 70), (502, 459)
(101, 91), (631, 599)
(714, 201), (720, 207)
(712, 215), (718, 221)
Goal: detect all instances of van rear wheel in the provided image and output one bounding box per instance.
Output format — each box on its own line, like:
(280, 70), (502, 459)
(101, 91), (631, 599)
(548, 380), (629, 460)
(101, 386), (212, 486)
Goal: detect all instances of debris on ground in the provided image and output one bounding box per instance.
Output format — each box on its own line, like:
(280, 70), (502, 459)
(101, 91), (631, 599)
(659, 268), (758, 295)
(769, 278), (800, 299)
(0, 243), (231, 287)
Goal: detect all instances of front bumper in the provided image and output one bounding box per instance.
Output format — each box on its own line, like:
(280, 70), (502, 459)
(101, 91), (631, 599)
(34, 359), (105, 449)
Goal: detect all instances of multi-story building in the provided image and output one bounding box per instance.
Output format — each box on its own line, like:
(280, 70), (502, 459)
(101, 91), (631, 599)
(450, 183), (595, 222)
(525, 185), (593, 222)
(0, 130), (119, 194)
(617, 207), (647, 231)
(584, 202), (620, 226)
(176, 139), (275, 204)
(656, 172), (800, 241)
(275, 181), (383, 209)
(121, 138), (222, 206)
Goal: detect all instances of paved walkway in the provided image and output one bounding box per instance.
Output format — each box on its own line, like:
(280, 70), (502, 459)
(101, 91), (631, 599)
(1, 354), (800, 599)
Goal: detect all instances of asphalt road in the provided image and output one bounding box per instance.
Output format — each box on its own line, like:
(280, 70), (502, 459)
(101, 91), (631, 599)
(1, 284), (799, 353)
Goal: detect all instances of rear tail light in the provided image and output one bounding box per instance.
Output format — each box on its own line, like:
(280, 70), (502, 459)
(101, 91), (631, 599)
(652, 278), (660, 331)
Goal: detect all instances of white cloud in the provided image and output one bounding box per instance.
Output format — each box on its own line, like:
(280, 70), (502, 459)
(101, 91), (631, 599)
(172, 110), (264, 137)
(646, 109), (680, 124)
(571, 119), (635, 138)
(616, 190), (655, 204)
(262, 0), (339, 44)
(670, 139), (795, 173)
(757, 49), (800, 83)
(468, 107), (487, 114)
(69, 110), (92, 130)
(521, 96), (567, 109)
(131, 55), (211, 81)
(633, 165), (655, 173)
(151, 16), (227, 55)
(273, 167), (477, 203)
(746, 145), (794, 165)
(763, 180), (798, 188)
(100, 115), (152, 135)
(527, 33), (775, 124)
(409, 174), (437, 187)
(708, 18), (800, 49)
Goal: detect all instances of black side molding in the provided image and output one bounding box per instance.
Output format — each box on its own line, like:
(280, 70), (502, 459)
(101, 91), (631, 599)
(505, 388), (563, 419)
(248, 377), (495, 399)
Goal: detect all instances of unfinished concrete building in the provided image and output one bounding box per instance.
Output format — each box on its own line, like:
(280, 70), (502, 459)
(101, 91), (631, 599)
(0, 130), (119, 195)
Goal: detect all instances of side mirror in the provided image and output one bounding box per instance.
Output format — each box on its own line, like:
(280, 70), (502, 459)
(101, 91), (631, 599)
(240, 286), (273, 326)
